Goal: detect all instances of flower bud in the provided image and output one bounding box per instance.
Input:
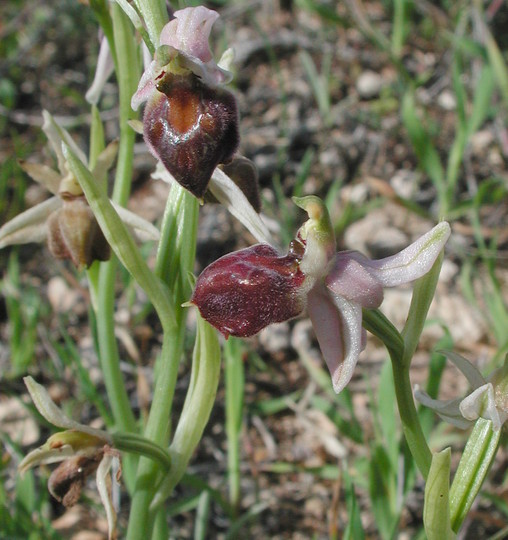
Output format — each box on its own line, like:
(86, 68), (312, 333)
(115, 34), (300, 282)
(47, 196), (110, 268)
(143, 73), (239, 198)
(191, 244), (306, 337)
(48, 451), (104, 507)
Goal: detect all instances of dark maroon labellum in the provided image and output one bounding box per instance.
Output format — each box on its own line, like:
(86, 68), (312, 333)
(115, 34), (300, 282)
(144, 73), (239, 198)
(191, 244), (306, 338)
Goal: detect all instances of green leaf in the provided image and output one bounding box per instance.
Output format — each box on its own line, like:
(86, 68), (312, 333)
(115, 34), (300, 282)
(368, 444), (398, 539)
(343, 467), (365, 540)
(423, 448), (454, 540)
(63, 143), (176, 331)
(401, 90), (446, 209)
(449, 418), (501, 531)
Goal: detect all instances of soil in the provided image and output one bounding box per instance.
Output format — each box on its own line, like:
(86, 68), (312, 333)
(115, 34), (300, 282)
(1, 1), (508, 538)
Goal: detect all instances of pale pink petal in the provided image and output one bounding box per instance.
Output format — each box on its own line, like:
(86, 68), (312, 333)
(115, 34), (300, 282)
(86, 37), (115, 105)
(160, 7), (218, 62)
(0, 197), (61, 248)
(96, 453), (121, 540)
(414, 385), (471, 429)
(131, 61), (157, 111)
(357, 222), (451, 287)
(159, 7), (232, 86)
(442, 351), (486, 389)
(325, 252), (384, 308)
(307, 285), (365, 394)
(459, 383), (507, 431)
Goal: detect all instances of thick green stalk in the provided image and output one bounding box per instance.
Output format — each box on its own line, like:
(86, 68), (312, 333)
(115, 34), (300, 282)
(126, 188), (199, 539)
(86, 106), (106, 313)
(398, 253), (445, 477)
(362, 307), (431, 478)
(149, 315), (221, 514)
(391, 357), (431, 478)
(126, 321), (185, 540)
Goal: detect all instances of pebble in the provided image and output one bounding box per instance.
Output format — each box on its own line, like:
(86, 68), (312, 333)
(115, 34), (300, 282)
(438, 90), (456, 111)
(390, 169), (420, 199)
(0, 397), (40, 445)
(259, 322), (291, 354)
(367, 226), (409, 258)
(356, 70), (383, 99)
(47, 276), (81, 313)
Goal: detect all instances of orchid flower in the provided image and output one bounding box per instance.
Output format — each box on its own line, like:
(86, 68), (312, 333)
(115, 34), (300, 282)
(415, 352), (508, 431)
(19, 377), (120, 540)
(0, 111), (159, 268)
(131, 6), (239, 199)
(191, 196), (451, 393)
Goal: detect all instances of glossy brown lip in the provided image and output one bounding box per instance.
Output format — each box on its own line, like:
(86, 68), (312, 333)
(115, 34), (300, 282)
(191, 243), (306, 338)
(145, 73), (239, 198)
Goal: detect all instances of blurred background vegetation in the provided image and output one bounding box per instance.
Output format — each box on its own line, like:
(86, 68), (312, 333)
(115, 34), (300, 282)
(1, 0), (508, 538)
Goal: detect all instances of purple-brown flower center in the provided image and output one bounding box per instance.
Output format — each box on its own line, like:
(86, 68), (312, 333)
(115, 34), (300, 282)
(144, 73), (239, 198)
(191, 244), (306, 338)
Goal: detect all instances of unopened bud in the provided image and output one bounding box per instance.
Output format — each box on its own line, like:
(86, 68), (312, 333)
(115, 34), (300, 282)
(47, 197), (110, 268)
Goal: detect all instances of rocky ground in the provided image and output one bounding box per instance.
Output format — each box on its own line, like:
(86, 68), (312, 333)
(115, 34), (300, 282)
(1, 0), (508, 538)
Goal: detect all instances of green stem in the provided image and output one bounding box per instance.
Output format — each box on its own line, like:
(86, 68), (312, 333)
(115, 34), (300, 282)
(363, 308), (432, 478)
(149, 314), (221, 514)
(225, 338), (244, 515)
(126, 188), (199, 539)
(97, 3), (140, 427)
(112, 432), (172, 469)
(89, 4), (141, 490)
(392, 357), (432, 478)
(126, 323), (186, 539)
(133, 0), (168, 47)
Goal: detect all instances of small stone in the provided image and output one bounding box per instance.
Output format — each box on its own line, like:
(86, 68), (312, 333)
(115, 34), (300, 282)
(438, 90), (456, 111)
(356, 70), (383, 99)
(439, 259), (459, 284)
(47, 277), (81, 313)
(0, 397), (40, 445)
(470, 130), (494, 153)
(259, 322), (291, 354)
(390, 169), (420, 199)
(367, 226), (409, 258)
